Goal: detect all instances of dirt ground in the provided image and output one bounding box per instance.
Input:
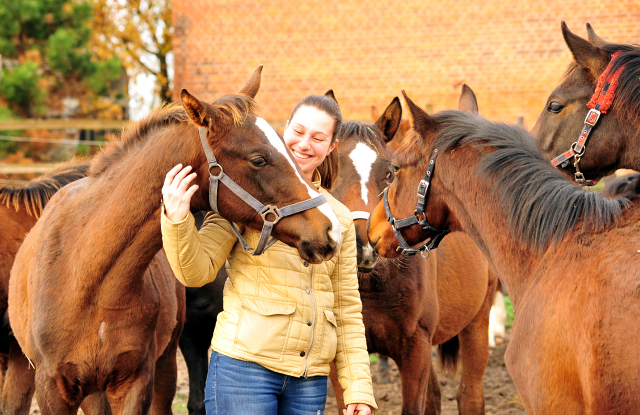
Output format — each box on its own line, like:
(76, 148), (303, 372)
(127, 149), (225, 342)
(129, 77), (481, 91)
(28, 330), (525, 415)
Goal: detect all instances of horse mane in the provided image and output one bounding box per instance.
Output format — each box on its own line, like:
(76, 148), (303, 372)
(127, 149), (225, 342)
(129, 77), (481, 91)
(89, 94), (258, 177)
(562, 43), (640, 125)
(0, 158), (90, 218)
(431, 110), (628, 252)
(603, 43), (640, 125)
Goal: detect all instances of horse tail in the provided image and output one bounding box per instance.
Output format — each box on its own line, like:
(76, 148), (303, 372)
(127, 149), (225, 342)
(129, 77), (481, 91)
(437, 335), (460, 378)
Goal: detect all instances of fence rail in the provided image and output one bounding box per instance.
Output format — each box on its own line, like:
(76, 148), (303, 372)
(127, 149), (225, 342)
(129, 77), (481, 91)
(0, 119), (129, 131)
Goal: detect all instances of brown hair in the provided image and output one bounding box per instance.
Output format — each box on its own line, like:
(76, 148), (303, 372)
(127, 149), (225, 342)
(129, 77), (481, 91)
(287, 94), (342, 189)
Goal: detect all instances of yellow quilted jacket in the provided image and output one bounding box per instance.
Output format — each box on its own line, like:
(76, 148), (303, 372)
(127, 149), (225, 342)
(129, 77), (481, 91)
(160, 185), (377, 411)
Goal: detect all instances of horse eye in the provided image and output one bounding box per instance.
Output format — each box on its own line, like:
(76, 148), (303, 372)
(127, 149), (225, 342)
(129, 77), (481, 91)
(391, 164), (400, 173)
(547, 102), (565, 114)
(251, 156), (267, 167)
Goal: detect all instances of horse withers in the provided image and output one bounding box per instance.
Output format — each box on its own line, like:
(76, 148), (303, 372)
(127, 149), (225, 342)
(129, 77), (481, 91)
(329, 92), (495, 415)
(369, 88), (639, 414)
(8, 67), (342, 415)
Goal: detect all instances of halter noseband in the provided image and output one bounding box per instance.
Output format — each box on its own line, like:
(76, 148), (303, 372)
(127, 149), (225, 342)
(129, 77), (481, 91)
(550, 51), (625, 185)
(198, 126), (328, 255)
(382, 148), (449, 258)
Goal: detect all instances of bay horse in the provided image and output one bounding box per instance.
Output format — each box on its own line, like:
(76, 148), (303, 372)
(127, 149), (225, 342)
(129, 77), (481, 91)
(0, 160), (90, 415)
(8, 67), (342, 414)
(329, 93), (496, 415)
(368, 89), (639, 415)
(532, 22), (640, 183)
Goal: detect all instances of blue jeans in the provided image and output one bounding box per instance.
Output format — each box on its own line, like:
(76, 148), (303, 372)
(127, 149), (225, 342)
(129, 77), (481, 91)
(204, 351), (327, 415)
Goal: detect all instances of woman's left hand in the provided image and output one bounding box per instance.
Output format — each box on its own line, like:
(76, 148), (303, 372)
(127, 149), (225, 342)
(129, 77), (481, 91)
(344, 403), (372, 415)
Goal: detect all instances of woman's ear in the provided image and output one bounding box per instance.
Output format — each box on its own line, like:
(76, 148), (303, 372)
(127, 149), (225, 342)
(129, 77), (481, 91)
(327, 140), (338, 155)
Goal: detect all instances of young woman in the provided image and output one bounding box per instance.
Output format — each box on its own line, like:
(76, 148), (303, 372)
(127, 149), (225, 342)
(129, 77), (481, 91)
(161, 93), (377, 415)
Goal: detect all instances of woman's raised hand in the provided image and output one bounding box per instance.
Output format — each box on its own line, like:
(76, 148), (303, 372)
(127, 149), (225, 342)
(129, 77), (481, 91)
(162, 164), (199, 223)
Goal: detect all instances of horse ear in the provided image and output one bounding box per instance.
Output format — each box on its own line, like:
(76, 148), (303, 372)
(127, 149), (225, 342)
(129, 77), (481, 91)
(458, 84), (479, 113)
(561, 21), (609, 80)
(401, 90), (438, 139)
(375, 97), (402, 143)
(371, 105), (380, 122)
(325, 90), (339, 106)
(181, 89), (210, 128)
(238, 65), (263, 98)
(586, 23), (607, 47)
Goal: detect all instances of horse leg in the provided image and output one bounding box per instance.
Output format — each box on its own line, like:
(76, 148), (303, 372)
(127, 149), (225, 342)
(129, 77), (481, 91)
(106, 365), (154, 415)
(396, 337), (432, 415)
(80, 393), (112, 415)
(0, 342), (36, 415)
(424, 363), (441, 415)
(455, 282), (494, 415)
(329, 360), (346, 414)
(178, 321), (212, 415)
(149, 326), (182, 415)
(34, 368), (79, 415)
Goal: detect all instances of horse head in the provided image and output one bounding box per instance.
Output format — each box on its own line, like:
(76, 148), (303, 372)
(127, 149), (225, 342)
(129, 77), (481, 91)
(368, 86), (478, 258)
(531, 22), (640, 182)
(329, 97), (401, 272)
(181, 67), (341, 264)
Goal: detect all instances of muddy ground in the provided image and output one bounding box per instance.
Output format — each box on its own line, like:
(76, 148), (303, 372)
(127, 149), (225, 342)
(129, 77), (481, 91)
(29, 330), (525, 415)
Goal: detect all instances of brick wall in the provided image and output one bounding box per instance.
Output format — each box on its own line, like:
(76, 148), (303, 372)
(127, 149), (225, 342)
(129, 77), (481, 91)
(172, 0), (640, 130)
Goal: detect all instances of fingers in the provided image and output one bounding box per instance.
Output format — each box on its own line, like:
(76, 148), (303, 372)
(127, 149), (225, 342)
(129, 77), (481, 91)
(164, 164), (183, 188)
(171, 165), (194, 188)
(344, 404), (355, 415)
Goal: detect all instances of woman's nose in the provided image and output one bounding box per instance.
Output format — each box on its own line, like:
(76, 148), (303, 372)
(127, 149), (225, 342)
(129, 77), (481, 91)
(298, 135), (311, 149)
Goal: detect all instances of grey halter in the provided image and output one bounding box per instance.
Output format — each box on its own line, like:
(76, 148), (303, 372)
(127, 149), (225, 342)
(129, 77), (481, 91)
(198, 127), (328, 255)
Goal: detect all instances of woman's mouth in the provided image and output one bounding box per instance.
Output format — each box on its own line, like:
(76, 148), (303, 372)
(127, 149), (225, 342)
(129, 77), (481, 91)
(292, 149), (312, 160)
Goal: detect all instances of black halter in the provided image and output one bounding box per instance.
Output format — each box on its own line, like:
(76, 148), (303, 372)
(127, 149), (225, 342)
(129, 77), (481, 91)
(382, 148), (449, 258)
(198, 127), (329, 255)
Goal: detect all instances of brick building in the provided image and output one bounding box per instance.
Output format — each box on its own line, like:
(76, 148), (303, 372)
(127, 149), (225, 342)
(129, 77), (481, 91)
(172, 0), (639, 130)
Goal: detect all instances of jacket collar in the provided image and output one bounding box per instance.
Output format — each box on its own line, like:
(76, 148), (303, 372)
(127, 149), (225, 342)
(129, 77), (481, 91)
(312, 169), (321, 189)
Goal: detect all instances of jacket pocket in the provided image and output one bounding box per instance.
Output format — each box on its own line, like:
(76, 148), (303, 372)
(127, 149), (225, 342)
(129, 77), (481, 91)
(321, 309), (338, 362)
(234, 297), (296, 360)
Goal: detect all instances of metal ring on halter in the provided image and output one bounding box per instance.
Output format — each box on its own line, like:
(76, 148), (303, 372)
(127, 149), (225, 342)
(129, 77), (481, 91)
(209, 163), (224, 179)
(259, 205), (282, 225)
(570, 142), (586, 158)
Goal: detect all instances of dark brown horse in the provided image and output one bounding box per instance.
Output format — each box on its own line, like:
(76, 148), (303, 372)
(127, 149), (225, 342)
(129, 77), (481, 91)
(369, 90), (639, 414)
(0, 160), (90, 415)
(8, 67), (342, 414)
(532, 22), (640, 182)
(329, 94), (496, 415)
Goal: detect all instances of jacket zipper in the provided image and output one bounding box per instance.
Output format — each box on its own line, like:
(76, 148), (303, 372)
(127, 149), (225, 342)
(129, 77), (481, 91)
(303, 264), (316, 378)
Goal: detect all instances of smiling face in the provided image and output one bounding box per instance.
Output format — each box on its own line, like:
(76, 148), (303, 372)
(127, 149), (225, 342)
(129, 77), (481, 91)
(283, 105), (338, 179)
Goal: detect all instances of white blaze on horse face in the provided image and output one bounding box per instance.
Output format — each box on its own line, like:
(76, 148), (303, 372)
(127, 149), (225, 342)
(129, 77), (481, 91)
(349, 142), (378, 205)
(254, 117), (342, 245)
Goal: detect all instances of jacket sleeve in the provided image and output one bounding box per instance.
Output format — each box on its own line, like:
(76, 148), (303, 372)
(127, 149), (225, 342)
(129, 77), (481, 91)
(331, 220), (378, 412)
(161, 208), (239, 287)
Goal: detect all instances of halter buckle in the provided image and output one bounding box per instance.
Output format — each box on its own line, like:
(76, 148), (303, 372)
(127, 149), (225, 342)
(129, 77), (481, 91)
(417, 179), (429, 197)
(584, 108), (601, 127)
(259, 205), (282, 225)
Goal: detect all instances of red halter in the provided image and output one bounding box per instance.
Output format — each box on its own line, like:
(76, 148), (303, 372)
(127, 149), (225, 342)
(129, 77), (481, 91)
(549, 51), (625, 185)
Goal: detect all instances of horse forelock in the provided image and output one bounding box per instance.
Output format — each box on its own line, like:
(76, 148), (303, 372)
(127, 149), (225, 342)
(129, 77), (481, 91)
(213, 94), (259, 127)
(432, 110), (628, 253)
(0, 158), (90, 217)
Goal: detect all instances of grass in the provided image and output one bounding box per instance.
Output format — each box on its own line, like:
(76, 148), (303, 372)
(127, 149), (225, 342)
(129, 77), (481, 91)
(504, 295), (514, 329)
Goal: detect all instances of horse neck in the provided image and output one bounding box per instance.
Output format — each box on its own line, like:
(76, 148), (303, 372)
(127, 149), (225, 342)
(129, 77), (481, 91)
(439, 158), (541, 304)
(81, 126), (206, 293)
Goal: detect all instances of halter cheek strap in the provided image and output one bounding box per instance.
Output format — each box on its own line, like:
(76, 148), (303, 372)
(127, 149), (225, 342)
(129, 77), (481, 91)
(383, 148), (449, 258)
(550, 51), (625, 185)
(198, 127), (328, 255)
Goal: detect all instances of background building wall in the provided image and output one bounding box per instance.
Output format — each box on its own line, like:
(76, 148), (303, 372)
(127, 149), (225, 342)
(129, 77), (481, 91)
(172, 0), (639, 130)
